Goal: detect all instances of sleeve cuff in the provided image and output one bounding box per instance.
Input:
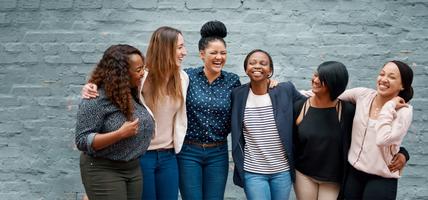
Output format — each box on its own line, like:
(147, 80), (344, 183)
(86, 133), (97, 154)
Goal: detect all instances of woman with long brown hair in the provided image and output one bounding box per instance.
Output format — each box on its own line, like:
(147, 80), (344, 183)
(75, 44), (154, 200)
(81, 27), (189, 199)
(138, 26), (189, 200)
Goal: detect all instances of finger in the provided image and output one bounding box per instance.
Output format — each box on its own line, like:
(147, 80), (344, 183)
(131, 118), (139, 124)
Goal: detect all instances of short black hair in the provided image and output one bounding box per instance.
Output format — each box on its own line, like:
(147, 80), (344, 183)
(243, 49), (274, 78)
(198, 20), (227, 51)
(317, 61), (349, 100)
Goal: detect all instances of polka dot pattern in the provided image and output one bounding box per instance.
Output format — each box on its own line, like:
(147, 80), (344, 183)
(184, 67), (241, 143)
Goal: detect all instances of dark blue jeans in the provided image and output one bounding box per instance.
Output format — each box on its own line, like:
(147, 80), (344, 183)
(139, 149), (178, 200)
(177, 143), (229, 200)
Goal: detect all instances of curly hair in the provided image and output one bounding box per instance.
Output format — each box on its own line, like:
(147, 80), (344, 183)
(88, 44), (144, 120)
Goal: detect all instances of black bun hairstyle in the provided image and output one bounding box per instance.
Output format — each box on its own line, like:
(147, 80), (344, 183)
(199, 20), (227, 51)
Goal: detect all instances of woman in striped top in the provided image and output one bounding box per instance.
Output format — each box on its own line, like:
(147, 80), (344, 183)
(231, 49), (305, 200)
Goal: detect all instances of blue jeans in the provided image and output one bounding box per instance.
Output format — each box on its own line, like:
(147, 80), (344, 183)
(177, 143), (229, 200)
(244, 171), (292, 200)
(139, 149), (178, 200)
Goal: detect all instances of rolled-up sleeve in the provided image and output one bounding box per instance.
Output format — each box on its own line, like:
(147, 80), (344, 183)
(75, 98), (104, 154)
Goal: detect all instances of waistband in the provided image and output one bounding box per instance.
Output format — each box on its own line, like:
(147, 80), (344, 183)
(147, 148), (175, 153)
(184, 140), (226, 148)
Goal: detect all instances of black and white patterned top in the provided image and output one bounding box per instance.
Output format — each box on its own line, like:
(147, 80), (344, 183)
(75, 88), (154, 161)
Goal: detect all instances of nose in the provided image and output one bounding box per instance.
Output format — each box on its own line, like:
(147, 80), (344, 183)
(139, 69), (145, 77)
(215, 53), (222, 59)
(253, 64), (262, 69)
(182, 46), (187, 56)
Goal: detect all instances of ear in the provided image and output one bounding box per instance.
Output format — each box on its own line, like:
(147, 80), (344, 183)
(199, 50), (205, 60)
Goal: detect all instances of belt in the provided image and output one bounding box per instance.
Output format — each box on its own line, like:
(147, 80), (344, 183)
(184, 140), (226, 148)
(147, 148), (174, 152)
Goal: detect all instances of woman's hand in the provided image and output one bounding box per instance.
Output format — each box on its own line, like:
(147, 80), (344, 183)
(117, 118), (140, 139)
(391, 96), (408, 110)
(81, 83), (99, 99)
(268, 79), (279, 88)
(388, 152), (407, 173)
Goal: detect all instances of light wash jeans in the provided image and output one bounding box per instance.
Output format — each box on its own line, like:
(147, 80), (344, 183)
(244, 170), (292, 200)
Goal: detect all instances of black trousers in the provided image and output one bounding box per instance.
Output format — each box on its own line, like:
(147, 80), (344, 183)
(343, 165), (397, 200)
(80, 153), (142, 200)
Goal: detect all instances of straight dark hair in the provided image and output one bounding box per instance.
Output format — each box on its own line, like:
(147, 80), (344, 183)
(317, 61), (349, 101)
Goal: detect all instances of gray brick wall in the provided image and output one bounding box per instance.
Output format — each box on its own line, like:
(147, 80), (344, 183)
(0, 0), (427, 199)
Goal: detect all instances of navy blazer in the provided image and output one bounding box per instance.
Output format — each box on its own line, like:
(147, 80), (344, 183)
(231, 81), (305, 187)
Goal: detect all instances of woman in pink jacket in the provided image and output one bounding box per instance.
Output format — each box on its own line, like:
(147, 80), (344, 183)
(340, 60), (414, 199)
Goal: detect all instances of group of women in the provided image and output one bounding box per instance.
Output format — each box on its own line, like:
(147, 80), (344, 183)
(75, 20), (414, 200)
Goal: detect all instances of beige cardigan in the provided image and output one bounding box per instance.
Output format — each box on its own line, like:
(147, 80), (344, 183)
(138, 70), (189, 154)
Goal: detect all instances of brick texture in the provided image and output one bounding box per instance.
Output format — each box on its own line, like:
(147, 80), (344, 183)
(0, 0), (427, 199)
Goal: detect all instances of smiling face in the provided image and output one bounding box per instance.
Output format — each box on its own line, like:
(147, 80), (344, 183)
(311, 72), (329, 96)
(376, 62), (403, 99)
(128, 54), (145, 88)
(200, 40), (226, 76)
(175, 33), (187, 68)
(245, 51), (272, 82)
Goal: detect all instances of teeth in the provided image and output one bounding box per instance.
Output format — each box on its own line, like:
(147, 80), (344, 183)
(379, 84), (388, 89)
(253, 72), (262, 75)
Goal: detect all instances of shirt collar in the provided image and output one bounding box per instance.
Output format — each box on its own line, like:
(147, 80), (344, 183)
(197, 66), (225, 81)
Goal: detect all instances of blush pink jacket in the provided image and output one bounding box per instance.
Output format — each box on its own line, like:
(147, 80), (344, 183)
(339, 87), (413, 178)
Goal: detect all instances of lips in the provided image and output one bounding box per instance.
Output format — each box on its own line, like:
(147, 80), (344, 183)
(212, 61), (222, 67)
(378, 83), (389, 90)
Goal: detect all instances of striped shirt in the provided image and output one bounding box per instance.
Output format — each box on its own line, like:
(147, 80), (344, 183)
(243, 90), (289, 174)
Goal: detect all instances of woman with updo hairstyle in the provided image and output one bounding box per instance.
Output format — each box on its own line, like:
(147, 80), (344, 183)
(176, 20), (241, 200)
(75, 44), (154, 200)
(339, 60), (414, 199)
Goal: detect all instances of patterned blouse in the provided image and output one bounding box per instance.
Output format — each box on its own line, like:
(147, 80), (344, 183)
(184, 67), (241, 143)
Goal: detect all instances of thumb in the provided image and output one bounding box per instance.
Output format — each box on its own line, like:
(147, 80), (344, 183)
(132, 118), (139, 124)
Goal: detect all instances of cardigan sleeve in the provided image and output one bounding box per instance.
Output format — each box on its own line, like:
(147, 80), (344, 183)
(375, 101), (413, 147)
(338, 87), (370, 104)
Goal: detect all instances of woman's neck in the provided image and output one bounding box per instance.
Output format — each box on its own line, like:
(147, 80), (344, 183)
(203, 67), (220, 84)
(250, 80), (269, 95)
(310, 94), (337, 108)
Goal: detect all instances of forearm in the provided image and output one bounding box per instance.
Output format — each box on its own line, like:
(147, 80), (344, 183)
(92, 130), (124, 151)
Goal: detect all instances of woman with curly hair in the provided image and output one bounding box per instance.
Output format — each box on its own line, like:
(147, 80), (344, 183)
(81, 27), (189, 199)
(75, 44), (154, 200)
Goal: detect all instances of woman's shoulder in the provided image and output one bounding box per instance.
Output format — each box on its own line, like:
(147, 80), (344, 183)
(222, 70), (240, 80)
(232, 83), (249, 93)
(274, 81), (298, 92)
(183, 66), (202, 75)
(78, 89), (110, 111)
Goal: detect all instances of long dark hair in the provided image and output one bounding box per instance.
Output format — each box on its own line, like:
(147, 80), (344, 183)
(88, 44), (143, 120)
